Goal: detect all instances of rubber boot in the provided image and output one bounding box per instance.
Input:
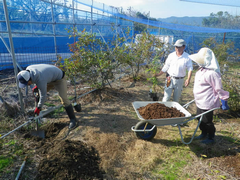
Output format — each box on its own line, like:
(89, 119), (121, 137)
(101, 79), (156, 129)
(195, 131), (207, 140)
(65, 104), (78, 129)
(201, 133), (215, 144)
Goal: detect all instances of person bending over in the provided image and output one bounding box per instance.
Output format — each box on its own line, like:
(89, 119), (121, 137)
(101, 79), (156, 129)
(17, 64), (78, 130)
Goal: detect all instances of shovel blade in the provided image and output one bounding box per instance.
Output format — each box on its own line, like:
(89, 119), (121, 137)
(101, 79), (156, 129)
(31, 130), (45, 139)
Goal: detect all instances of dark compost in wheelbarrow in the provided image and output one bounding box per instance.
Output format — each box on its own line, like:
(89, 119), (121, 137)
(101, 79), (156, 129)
(138, 102), (185, 119)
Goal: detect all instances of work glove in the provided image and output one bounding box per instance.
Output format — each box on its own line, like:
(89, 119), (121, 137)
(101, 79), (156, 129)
(34, 107), (41, 115)
(221, 99), (229, 110)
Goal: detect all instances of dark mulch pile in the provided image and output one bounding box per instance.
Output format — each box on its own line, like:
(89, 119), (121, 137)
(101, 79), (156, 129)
(22, 123), (105, 180)
(36, 140), (104, 180)
(138, 102), (185, 119)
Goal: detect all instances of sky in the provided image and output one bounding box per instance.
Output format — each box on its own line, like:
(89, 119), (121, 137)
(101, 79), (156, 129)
(95, 0), (240, 18)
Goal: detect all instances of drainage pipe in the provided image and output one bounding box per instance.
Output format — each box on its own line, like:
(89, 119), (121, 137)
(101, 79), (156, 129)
(15, 156), (27, 180)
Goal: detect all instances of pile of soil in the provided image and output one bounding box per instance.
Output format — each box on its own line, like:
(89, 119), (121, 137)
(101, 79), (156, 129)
(0, 101), (20, 117)
(138, 102), (185, 119)
(36, 140), (104, 180)
(22, 123), (105, 180)
(22, 122), (67, 141)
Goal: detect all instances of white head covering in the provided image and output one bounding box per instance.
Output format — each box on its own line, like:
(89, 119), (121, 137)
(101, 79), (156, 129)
(17, 70), (30, 88)
(189, 47), (220, 73)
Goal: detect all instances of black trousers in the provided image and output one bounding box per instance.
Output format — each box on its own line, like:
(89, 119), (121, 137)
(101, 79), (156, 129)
(197, 107), (216, 138)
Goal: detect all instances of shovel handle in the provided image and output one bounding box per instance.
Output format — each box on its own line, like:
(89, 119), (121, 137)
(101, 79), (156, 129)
(35, 114), (41, 131)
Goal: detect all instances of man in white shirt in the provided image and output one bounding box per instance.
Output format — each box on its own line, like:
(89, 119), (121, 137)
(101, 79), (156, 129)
(155, 39), (193, 102)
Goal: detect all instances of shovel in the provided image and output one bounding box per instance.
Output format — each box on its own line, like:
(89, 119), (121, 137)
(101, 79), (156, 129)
(30, 115), (45, 139)
(30, 88), (45, 138)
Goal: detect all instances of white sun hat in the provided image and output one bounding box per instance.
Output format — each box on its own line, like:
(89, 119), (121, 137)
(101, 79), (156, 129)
(189, 47), (220, 73)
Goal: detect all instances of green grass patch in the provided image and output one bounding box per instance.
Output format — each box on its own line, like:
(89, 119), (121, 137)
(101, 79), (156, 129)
(4, 139), (17, 146)
(47, 106), (65, 118)
(44, 102), (55, 107)
(222, 136), (239, 143)
(0, 156), (13, 172)
(158, 159), (188, 180)
(220, 130), (235, 139)
(153, 146), (192, 180)
(3, 139), (24, 155)
(68, 95), (75, 101)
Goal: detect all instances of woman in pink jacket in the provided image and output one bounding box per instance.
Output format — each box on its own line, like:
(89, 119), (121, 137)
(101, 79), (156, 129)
(189, 47), (229, 144)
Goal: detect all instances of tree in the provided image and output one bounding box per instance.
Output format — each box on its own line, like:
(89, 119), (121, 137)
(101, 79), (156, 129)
(201, 37), (235, 64)
(62, 28), (120, 89)
(202, 11), (240, 29)
(116, 32), (165, 84)
(121, 8), (158, 34)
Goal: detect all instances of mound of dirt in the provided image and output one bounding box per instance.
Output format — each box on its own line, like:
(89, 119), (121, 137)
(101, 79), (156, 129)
(22, 123), (105, 179)
(44, 122), (67, 138)
(0, 100), (20, 118)
(79, 87), (132, 104)
(36, 139), (104, 180)
(138, 102), (185, 119)
(22, 122), (67, 141)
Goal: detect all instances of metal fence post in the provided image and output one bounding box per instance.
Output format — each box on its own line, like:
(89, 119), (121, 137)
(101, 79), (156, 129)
(2, 0), (25, 113)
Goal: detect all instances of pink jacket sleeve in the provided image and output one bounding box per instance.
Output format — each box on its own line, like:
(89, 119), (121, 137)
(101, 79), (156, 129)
(206, 71), (229, 101)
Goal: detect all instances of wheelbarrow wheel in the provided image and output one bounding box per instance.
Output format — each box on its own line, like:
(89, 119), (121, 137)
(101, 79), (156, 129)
(135, 121), (157, 141)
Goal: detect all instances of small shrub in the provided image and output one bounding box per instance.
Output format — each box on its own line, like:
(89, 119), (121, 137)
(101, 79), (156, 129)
(222, 74), (240, 113)
(61, 28), (117, 89)
(145, 57), (164, 93)
(117, 32), (166, 83)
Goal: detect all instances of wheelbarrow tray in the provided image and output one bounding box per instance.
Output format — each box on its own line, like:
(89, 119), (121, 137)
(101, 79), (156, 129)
(132, 101), (192, 126)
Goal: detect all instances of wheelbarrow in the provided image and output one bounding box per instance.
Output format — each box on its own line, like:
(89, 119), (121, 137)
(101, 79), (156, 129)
(131, 100), (219, 144)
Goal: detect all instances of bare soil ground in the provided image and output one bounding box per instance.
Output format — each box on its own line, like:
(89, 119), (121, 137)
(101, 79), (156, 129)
(0, 69), (240, 180)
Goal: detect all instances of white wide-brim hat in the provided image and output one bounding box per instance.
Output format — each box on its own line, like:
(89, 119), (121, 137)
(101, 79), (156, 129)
(189, 47), (220, 73)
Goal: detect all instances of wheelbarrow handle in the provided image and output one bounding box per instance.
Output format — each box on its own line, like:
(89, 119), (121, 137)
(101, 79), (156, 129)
(182, 99), (195, 109)
(178, 107), (220, 145)
(194, 107), (220, 119)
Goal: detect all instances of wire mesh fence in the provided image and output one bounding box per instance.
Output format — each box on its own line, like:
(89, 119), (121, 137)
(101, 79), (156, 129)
(0, 45), (72, 70)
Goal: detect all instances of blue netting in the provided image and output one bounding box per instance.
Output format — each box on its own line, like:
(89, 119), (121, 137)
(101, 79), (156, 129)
(0, 0), (240, 71)
(0, 0), (134, 70)
(74, 0), (240, 33)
